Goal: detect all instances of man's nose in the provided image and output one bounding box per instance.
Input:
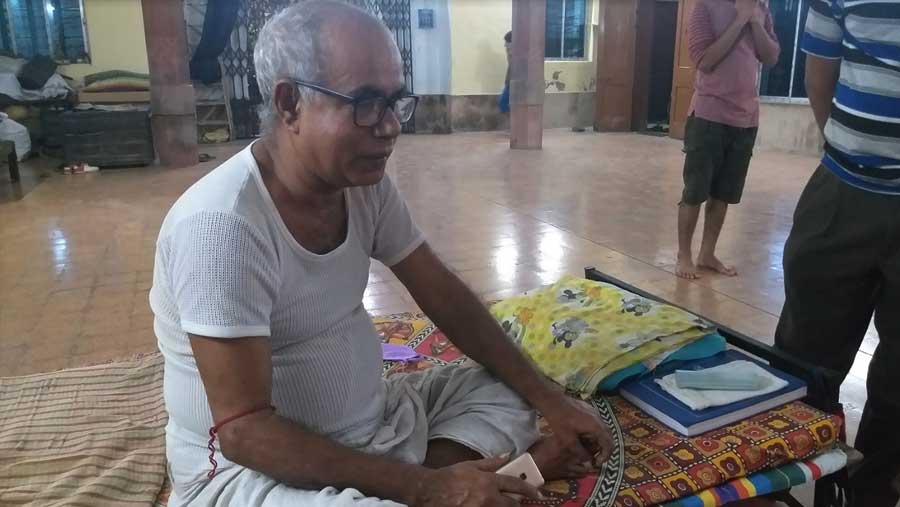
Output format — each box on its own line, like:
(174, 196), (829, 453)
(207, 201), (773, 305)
(374, 107), (402, 138)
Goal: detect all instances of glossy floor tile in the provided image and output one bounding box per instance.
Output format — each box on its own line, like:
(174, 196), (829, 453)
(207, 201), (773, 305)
(0, 155), (55, 204)
(0, 130), (877, 451)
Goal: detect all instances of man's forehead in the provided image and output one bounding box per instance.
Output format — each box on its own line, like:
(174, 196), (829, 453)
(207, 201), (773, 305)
(322, 46), (404, 95)
(347, 80), (408, 98)
(318, 15), (404, 95)
(325, 63), (405, 98)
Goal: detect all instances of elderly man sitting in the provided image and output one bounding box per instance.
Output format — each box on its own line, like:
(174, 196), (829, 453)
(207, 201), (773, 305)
(151, 2), (612, 506)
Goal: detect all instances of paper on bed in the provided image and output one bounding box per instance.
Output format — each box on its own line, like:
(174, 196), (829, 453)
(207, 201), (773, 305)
(655, 360), (788, 410)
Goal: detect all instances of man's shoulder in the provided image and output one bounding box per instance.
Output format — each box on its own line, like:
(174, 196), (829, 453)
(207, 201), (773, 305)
(159, 146), (269, 239)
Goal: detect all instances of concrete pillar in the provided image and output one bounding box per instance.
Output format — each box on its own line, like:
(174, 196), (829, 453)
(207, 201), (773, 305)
(142, 0), (198, 168)
(510, 0), (546, 150)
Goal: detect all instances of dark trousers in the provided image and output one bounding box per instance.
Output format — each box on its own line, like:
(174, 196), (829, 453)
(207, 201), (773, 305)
(775, 166), (900, 506)
(681, 115), (758, 205)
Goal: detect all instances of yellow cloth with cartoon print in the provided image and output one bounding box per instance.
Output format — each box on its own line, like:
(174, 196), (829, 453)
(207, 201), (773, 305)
(491, 275), (713, 399)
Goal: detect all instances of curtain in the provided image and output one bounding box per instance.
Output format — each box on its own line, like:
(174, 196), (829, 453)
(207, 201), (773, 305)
(0, 1), (11, 55)
(190, 0), (240, 83)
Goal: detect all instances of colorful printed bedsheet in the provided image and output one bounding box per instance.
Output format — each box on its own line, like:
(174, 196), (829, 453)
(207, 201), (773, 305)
(610, 397), (840, 506)
(661, 448), (847, 507)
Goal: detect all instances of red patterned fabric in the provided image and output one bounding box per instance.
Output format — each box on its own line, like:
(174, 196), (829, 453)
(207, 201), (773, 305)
(612, 397), (840, 506)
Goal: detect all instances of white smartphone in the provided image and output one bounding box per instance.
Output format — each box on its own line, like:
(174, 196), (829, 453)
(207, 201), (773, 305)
(496, 453), (545, 500)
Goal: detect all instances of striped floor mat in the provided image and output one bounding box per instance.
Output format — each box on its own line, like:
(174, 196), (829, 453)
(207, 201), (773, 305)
(0, 354), (167, 506)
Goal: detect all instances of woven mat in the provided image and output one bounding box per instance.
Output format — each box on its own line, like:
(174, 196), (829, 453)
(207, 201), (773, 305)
(0, 353), (168, 507)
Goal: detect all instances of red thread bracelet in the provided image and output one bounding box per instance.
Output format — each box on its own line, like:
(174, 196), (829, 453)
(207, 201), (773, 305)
(207, 404), (275, 479)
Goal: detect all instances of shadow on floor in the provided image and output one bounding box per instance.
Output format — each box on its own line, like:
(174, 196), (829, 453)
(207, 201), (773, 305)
(0, 156), (57, 203)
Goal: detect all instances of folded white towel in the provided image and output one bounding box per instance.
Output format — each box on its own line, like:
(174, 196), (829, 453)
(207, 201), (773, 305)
(655, 360), (788, 411)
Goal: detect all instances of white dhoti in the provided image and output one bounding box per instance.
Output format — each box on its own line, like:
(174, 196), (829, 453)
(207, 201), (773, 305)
(166, 365), (541, 507)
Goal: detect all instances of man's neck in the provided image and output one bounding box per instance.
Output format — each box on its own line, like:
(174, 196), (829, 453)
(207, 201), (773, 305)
(253, 138), (343, 212)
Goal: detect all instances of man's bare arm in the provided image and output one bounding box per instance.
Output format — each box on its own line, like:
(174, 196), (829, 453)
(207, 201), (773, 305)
(389, 244), (560, 411)
(749, 7), (780, 66)
(696, 19), (748, 72)
(805, 54), (841, 132)
(692, 0), (757, 72)
(391, 243), (614, 465)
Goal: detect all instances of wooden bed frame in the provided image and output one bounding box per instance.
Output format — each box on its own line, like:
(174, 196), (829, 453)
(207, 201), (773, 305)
(583, 267), (852, 507)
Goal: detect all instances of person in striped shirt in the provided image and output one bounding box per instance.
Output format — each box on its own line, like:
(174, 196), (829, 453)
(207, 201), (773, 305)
(775, 1), (900, 505)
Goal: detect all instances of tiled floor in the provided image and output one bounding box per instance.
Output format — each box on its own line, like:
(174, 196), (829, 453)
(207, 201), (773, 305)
(0, 130), (876, 448)
(0, 155), (54, 204)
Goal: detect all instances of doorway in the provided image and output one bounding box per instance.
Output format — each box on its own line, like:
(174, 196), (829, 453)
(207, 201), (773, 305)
(593, 0), (692, 138)
(645, 0), (678, 134)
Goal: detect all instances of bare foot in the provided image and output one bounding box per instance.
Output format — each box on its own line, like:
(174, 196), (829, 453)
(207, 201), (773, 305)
(697, 254), (737, 276)
(528, 436), (593, 481)
(676, 253), (701, 280)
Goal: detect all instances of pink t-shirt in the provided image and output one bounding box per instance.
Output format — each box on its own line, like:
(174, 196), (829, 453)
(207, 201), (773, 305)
(688, 0), (778, 128)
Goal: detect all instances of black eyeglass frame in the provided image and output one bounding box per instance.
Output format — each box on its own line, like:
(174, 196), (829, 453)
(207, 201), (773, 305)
(293, 79), (419, 128)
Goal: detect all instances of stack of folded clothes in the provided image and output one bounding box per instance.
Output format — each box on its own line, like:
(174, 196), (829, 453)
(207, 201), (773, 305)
(491, 274), (722, 399)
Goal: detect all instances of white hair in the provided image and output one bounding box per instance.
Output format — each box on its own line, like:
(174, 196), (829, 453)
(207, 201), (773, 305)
(253, 0), (378, 133)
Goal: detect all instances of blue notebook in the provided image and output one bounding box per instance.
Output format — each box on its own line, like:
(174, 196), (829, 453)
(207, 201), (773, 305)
(619, 349), (807, 436)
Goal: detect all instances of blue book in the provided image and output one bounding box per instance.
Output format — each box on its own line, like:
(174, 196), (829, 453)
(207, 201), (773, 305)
(619, 349), (807, 436)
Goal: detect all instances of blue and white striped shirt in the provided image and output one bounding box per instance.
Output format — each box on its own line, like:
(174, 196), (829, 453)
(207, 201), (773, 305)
(803, 0), (900, 195)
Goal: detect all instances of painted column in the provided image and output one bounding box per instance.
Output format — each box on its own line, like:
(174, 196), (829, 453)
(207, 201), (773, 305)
(141, 0), (198, 168)
(510, 0), (546, 149)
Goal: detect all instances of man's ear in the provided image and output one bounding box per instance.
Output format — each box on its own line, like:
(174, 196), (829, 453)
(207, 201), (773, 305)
(273, 81), (302, 132)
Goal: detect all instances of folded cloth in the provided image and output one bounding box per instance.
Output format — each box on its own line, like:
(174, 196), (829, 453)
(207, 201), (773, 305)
(491, 275), (714, 398)
(381, 343), (422, 363)
(598, 333), (727, 391)
(655, 360), (788, 411)
(84, 69), (151, 86)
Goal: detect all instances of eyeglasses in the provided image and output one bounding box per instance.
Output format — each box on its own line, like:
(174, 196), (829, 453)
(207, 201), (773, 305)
(293, 80), (419, 128)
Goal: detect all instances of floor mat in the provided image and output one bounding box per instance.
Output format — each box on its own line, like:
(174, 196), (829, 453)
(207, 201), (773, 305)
(0, 353), (168, 506)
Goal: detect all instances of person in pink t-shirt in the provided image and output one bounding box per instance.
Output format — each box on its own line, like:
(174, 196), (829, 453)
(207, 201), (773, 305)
(675, 0), (779, 279)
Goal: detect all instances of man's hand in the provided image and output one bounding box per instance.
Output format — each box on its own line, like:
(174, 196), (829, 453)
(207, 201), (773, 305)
(691, 0), (759, 72)
(750, 3), (766, 25)
(539, 395), (614, 469)
(406, 457), (542, 507)
(746, 0), (780, 66)
(735, 0), (758, 23)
